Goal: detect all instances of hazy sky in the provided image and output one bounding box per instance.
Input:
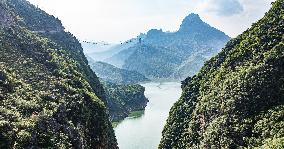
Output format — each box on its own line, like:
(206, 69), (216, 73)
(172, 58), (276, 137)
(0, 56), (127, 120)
(27, 0), (274, 43)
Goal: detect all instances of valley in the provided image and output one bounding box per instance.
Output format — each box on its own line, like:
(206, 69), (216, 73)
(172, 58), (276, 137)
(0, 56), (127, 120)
(1, 0), (283, 148)
(84, 13), (230, 80)
(114, 82), (182, 149)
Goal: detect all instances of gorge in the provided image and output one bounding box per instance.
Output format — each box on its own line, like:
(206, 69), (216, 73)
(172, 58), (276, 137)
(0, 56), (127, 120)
(1, 0), (283, 148)
(114, 82), (182, 149)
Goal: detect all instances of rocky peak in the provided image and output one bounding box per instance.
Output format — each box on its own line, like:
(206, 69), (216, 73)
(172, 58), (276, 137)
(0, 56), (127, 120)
(178, 13), (208, 33)
(0, 4), (14, 28)
(146, 29), (164, 38)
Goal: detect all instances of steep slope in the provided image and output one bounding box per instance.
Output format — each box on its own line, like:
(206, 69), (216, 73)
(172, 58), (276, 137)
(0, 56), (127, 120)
(86, 58), (149, 122)
(102, 82), (148, 122)
(106, 46), (137, 68)
(160, 1), (284, 148)
(0, 0), (117, 148)
(106, 13), (230, 80)
(173, 55), (207, 79)
(88, 58), (149, 84)
(8, 0), (106, 101)
(123, 44), (183, 79)
(104, 37), (143, 68)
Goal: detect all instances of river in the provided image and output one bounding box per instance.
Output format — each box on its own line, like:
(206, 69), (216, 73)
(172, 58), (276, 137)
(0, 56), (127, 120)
(114, 82), (182, 149)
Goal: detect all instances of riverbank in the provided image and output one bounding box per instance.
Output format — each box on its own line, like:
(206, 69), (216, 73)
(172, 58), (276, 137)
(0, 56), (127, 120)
(114, 82), (182, 149)
(102, 82), (149, 122)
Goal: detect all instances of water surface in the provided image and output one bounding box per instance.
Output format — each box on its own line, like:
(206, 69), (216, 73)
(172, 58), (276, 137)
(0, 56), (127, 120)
(114, 82), (182, 149)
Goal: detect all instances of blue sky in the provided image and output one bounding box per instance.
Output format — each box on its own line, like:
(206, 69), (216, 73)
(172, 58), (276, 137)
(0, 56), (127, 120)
(27, 0), (274, 43)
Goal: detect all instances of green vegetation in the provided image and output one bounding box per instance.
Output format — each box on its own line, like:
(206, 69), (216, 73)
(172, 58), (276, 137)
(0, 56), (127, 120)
(87, 51), (149, 124)
(111, 110), (144, 128)
(0, 0), (117, 148)
(128, 110), (145, 118)
(160, 1), (284, 148)
(111, 121), (121, 128)
(88, 59), (150, 84)
(102, 81), (148, 122)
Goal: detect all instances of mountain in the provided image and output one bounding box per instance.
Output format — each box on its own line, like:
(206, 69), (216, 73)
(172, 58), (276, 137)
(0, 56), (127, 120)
(160, 1), (284, 148)
(106, 13), (230, 80)
(105, 45), (137, 68)
(87, 57), (149, 121)
(81, 41), (113, 53)
(88, 58), (150, 84)
(172, 54), (207, 79)
(84, 37), (143, 67)
(103, 35), (146, 68)
(123, 44), (183, 79)
(102, 82), (148, 122)
(0, 0), (117, 148)
(81, 41), (116, 61)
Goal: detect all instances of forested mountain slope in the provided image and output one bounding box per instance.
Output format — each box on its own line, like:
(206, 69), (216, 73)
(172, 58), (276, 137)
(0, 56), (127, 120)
(102, 82), (148, 122)
(160, 1), (284, 148)
(88, 58), (149, 84)
(0, 0), (117, 148)
(86, 58), (149, 122)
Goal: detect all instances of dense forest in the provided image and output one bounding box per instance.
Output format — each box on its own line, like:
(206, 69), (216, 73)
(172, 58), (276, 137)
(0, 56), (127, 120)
(160, 0), (284, 148)
(1, 0), (283, 148)
(102, 81), (148, 122)
(88, 58), (149, 85)
(87, 57), (149, 122)
(0, 0), (117, 148)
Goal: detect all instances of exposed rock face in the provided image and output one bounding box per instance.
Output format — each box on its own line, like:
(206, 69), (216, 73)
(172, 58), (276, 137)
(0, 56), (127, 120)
(178, 13), (206, 33)
(107, 13), (230, 80)
(0, 5), (14, 27)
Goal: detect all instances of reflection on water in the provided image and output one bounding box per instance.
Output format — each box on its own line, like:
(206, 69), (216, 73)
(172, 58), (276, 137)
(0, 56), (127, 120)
(114, 82), (182, 149)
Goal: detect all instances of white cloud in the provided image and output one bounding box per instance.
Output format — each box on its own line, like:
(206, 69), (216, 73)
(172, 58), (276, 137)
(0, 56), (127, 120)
(27, 0), (274, 43)
(199, 0), (244, 16)
(196, 0), (274, 37)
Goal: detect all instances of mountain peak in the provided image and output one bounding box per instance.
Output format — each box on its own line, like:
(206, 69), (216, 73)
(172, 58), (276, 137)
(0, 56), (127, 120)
(185, 13), (201, 20)
(146, 29), (164, 38)
(178, 13), (207, 32)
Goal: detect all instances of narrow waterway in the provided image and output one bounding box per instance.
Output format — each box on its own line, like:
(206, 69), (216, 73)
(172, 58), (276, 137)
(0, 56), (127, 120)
(114, 82), (182, 149)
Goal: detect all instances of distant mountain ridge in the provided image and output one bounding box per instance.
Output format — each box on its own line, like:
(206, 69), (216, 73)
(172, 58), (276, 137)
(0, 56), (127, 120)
(83, 36), (143, 66)
(105, 13), (230, 80)
(81, 41), (114, 54)
(87, 57), (150, 84)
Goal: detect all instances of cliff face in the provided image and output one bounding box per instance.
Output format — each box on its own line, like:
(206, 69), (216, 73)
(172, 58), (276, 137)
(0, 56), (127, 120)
(0, 0), (117, 148)
(0, 4), (13, 27)
(160, 1), (284, 148)
(102, 82), (148, 122)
